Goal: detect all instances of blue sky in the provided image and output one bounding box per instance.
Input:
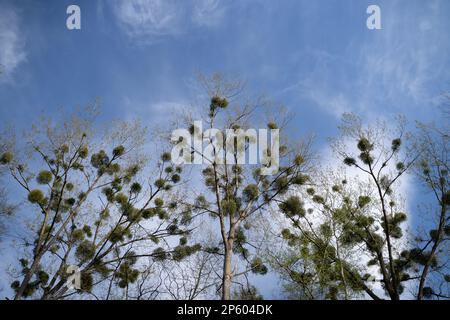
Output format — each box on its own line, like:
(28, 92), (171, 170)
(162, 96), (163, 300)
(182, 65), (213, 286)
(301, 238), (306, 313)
(0, 0), (449, 298)
(1, 0), (449, 136)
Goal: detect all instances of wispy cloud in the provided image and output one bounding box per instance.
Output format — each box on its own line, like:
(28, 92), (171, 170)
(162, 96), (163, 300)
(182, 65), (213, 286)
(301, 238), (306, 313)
(191, 0), (226, 27)
(112, 0), (182, 38)
(286, 0), (450, 120)
(358, 1), (447, 105)
(111, 0), (226, 42)
(0, 3), (26, 80)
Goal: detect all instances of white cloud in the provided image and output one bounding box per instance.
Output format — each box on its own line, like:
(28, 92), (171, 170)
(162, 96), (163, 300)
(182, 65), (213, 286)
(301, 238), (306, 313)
(0, 4), (26, 79)
(112, 0), (182, 38)
(192, 0), (226, 27)
(121, 95), (190, 125)
(111, 0), (226, 42)
(299, 81), (353, 118)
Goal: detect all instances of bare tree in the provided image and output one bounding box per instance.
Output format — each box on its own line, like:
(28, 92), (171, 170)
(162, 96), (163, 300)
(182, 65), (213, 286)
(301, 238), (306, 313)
(161, 249), (221, 300)
(175, 74), (313, 300)
(0, 105), (195, 300)
(412, 113), (449, 300)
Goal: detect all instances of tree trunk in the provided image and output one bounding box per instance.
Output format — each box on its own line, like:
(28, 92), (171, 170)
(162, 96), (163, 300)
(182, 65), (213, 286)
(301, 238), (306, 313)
(222, 244), (233, 300)
(14, 252), (43, 300)
(417, 202), (446, 300)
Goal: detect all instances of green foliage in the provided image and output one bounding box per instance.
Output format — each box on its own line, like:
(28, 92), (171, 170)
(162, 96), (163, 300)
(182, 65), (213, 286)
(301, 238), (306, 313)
(281, 228), (291, 240)
(37, 271), (49, 284)
(274, 176), (289, 194)
(393, 212), (407, 223)
(195, 195), (208, 208)
(204, 246), (220, 254)
(279, 196), (305, 217)
(233, 286), (263, 300)
(10, 281), (20, 290)
(172, 244), (201, 261)
(100, 208), (110, 219)
(102, 187), (115, 202)
(154, 198), (164, 207)
(294, 155), (304, 166)
(19, 259), (29, 268)
(115, 261), (139, 288)
(429, 229), (439, 241)
(250, 257), (268, 275)
(75, 240), (96, 262)
(179, 236), (188, 246)
(123, 206), (142, 224)
(171, 174), (181, 183)
(0, 151), (13, 164)
(157, 207), (169, 220)
(279, 145), (288, 155)
(359, 152), (374, 166)
(221, 199), (237, 216)
(115, 192), (128, 205)
(292, 174), (309, 185)
(109, 225), (130, 243)
(312, 195), (325, 204)
(165, 166), (173, 173)
(36, 170), (53, 185)
(71, 229), (85, 242)
(358, 196), (371, 208)
(391, 138), (401, 152)
(210, 96), (229, 112)
(234, 227), (247, 249)
(152, 247), (167, 261)
(161, 152), (171, 162)
(243, 184), (259, 202)
(90, 150), (110, 169)
(332, 185), (341, 192)
(105, 163), (121, 175)
(155, 179), (166, 188)
(82, 225), (92, 237)
(112, 145), (125, 157)
(130, 182), (142, 194)
(78, 145), (88, 159)
(343, 157), (356, 166)
(93, 262), (111, 277)
(28, 189), (45, 205)
(319, 223), (332, 238)
(403, 249), (438, 268)
(380, 212), (406, 239)
(396, 162), (405, 171)
(61, 144), (69, 153)
(80, 272), (93, 292)
(167, 224), (180, 235)
(357, 138), (373, 152)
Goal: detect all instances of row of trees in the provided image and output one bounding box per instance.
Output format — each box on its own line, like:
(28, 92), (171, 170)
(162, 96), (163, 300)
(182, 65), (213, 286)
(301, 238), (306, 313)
(0, 76), (448, 300)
